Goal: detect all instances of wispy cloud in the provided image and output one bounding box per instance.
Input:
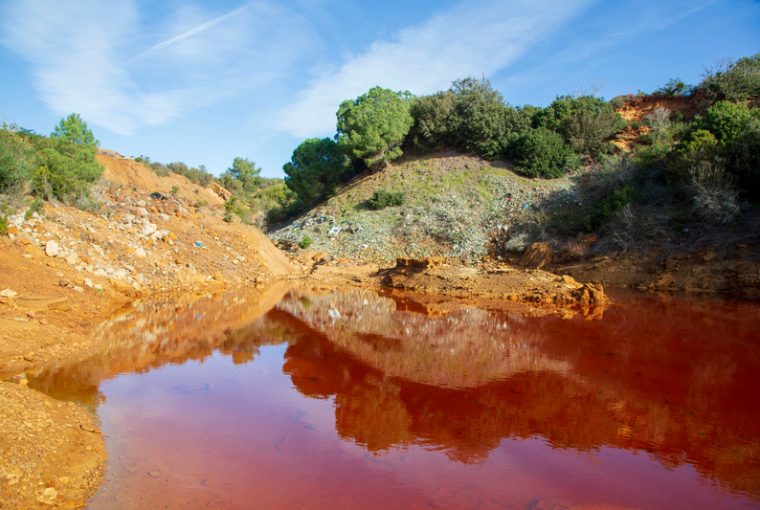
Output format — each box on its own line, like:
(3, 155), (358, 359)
(275, 0), (594, 138)
(0, 0), (317, 136)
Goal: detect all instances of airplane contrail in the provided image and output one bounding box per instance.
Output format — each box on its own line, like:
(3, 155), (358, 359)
(131, 4), (250, 61)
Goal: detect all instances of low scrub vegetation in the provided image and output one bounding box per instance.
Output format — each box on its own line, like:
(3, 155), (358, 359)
(366, 190), (405, 210)
(0, 114), (103, 207)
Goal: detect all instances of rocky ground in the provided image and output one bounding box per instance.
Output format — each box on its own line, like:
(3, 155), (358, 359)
(271, 154), (570, 263)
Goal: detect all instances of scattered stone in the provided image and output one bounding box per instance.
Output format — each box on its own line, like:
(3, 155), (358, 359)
(134, 247), (147, 258)
(65, 251), (79, 265)
(72, 286), (85, 293)
(44, 240), (60, 257)
(0, 288), (18, 298)
(83, 278), (94, 289)
(141, 222), (158, 236)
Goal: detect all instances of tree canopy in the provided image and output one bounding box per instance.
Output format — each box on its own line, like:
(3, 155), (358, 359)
(336, 87), (414, 167)
(283, 137), (351, 207)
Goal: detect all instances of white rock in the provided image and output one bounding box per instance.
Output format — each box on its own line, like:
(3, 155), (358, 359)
(134, 247), (147, 258)
(141, 222), (158, 236)
(159, 213), (170, 222)
(45, 240), (60, 257)
(65, 251), (79, 265)
(0, 289), (18, 298)
(72, 286), (84, 293)
(152, 230), (169, 240)
(136, 207), (149, 217)
(83, 278), (94, 289)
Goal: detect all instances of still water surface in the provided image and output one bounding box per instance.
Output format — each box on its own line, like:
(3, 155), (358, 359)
(29, 287), (760, 509)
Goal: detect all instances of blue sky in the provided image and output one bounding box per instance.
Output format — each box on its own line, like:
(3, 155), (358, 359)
(1, 0), (758, 178)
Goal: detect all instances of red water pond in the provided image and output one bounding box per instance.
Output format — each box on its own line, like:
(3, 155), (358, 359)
(29, 288), (760, 509)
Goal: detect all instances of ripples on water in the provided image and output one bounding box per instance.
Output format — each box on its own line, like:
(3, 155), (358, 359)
(28, 286), (760, 509)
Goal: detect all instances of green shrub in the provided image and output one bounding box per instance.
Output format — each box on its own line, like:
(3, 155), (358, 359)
(0, 215), (7, 236)
(31, 114), (103, 202)
(0, 126), (35, 192)
(700, 53), (760, 101)
(408, 78), (531, 159)
(564, 107), (625, 155)
(299, 236), (313, 249)
(283, 138), (351, 208)
(366, 190), (405, 209)
(584, 185), (634, 231)
(535, 95), (624, 155)
(695, 101), (760, 144)
(654, 78), (694, 97)
(686, 159), (740, 224)
(724, 122), (760, 195)
(669, 129), (720, 182)
(448, 78), (530, 159)
(509, 128), (579, 178)
(24, 198), (43, 220)
(408, 91), (456, 150)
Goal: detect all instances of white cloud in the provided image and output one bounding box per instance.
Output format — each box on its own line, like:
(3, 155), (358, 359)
(275, 0), (594, 138)
(0, 0), (317, 136)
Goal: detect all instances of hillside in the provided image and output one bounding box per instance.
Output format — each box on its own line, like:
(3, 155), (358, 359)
(271, 154), (569, 262)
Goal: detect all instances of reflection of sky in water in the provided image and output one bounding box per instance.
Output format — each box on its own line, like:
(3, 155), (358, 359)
(26, 289), (760, 509)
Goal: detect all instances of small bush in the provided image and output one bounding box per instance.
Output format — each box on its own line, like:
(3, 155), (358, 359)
(654, 78), (694, 97)
(724, 122), (760, 195)
(564, 107), (626, 155)
(24, 198), (43, 220)
(0, 215), (7, 236)
(584, 185), (634, 231)
(687, 159), (740, 224)
(299, 236), (313, 249)
(696, 101), (760, 144)
(0, 126), (35, 192)
(366, 190), (405, 210)
(509, 128), (579, 178)
(700, 53), (760, 101)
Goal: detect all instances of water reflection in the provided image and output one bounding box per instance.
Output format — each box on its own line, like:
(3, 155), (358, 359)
(26, 286), (760, 508)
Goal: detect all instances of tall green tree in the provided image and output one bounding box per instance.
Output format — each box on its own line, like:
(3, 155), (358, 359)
(35, 113), (102, 201)
(52, 113), (99, 147)
(223, 157), (264, 192)
(283, 138), (350, 207)
(337, 87), (414, 167)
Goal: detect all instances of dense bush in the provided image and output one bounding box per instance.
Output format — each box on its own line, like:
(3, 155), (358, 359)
(0, 126), (35, 192)
(299, 236), (313, 249)
(700, 53), (760, 101)
(686, 158), (740, 224)
(283, 138), (351, 208)
(509, 128), (579, 178)
(695, 101), (760, 144)
(366, 190), (405, 209)
(337, 87), (413, 167)
(448, 78), (529, 159)
(34, 114), (102, 201)
(408, 78), (530, 159)
(408, 91), (456, 150)
(534, 95), (624, 155)
(654, 78), (694, 97)
(724, 123), (760, 195)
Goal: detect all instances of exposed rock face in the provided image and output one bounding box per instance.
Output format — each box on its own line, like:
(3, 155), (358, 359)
(379, 259), (608, 315)
(519, 242), (553, 269)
